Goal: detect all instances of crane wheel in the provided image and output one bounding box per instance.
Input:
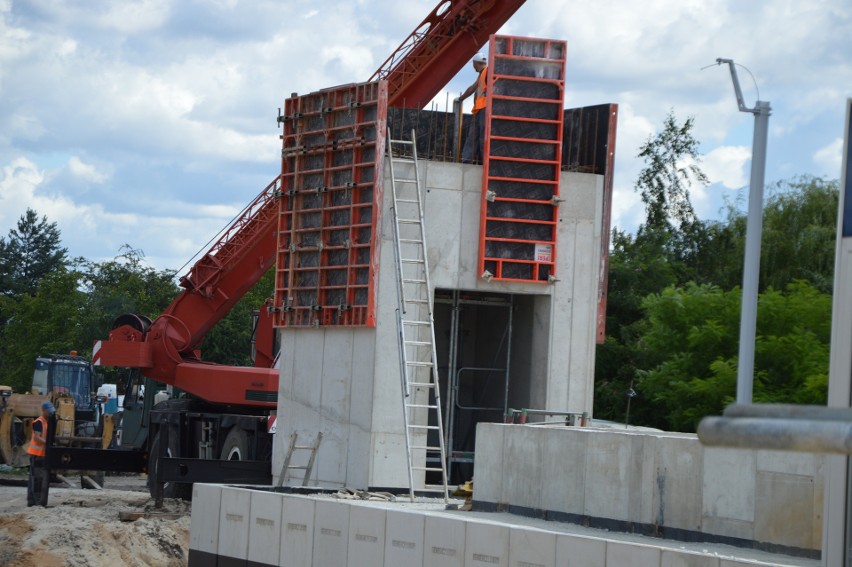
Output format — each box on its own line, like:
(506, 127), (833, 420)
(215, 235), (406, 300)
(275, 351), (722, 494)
(220, 427), (249, 461)
(148, 427), (192, 500)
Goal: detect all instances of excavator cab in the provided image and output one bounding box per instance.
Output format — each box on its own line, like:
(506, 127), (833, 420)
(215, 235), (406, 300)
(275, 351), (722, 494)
(32, 354), (97, 422)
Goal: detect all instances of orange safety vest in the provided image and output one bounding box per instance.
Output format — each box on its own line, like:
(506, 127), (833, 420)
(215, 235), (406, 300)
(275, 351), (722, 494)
(27, 415), (47, 457)
(473, 66), (488, 114)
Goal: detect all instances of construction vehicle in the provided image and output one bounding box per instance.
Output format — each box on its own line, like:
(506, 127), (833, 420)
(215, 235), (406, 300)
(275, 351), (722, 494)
(0, 352), (114, 487)
(62, 0), (527, 499)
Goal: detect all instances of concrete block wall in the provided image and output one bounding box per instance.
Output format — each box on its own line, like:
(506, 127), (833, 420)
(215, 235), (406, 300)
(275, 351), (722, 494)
(189, 486), (810, 567)
(275, 160), (605, 491)
(474, 424), (824, 554)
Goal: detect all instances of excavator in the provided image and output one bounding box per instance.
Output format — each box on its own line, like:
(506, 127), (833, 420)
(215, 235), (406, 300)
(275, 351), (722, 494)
(79, 0), (528, 498)
(0, 352), (114, 488)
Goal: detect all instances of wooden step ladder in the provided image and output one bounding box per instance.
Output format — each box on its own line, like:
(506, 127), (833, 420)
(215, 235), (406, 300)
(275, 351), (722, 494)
(386, 129), (449, 502)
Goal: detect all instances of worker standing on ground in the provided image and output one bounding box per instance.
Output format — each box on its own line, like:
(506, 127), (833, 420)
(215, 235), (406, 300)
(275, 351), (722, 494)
(27, 401), (54, 507)
(457, 53), (488, 164)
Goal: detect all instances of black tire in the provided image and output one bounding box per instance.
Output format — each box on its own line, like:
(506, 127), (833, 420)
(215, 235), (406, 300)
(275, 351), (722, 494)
(81, 472), (105, 489)
(148, 427), (192, 500)
(219, 427), (250, 461)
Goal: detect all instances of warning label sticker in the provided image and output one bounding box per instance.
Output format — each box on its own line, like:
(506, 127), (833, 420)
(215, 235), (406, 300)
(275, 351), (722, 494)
(534, 244), (553, 263)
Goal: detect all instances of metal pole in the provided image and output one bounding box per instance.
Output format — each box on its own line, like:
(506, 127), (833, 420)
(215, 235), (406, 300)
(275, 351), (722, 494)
(736, 100), (770, 403)
(717, 58), (771, 404)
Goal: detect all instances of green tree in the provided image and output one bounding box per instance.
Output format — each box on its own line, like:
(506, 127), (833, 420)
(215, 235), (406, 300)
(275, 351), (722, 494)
(637, 281), (830, 432)
(0, 269), (86, 392)
(594, 111), (708, 423)
(0, 208), (68, 298)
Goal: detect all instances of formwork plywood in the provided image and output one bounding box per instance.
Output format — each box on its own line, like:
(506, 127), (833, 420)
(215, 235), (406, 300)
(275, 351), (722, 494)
(274, 81), (387, 327)
(479, 36), (567, 283)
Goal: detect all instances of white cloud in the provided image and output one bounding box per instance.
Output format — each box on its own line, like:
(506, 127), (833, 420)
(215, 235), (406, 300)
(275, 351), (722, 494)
(703, 146), (751, 189)
(814, 138), (844, 176)
(67, 157), (108, 184)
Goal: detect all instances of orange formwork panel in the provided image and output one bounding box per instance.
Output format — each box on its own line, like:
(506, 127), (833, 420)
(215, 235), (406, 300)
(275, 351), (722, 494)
(273, 81), (388, 327)
(479, 35), (567, 283)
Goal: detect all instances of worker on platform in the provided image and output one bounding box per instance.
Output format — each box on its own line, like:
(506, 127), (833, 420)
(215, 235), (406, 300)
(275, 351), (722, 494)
(27, 401), (54, 507)
(457, 52), (488, 164)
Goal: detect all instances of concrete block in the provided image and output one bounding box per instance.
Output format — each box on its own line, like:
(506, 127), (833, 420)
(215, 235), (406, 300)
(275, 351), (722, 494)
(653, 435), (703, 530)
(384, 509), (425, 567)
(700, 516), (754, 541)
(584, 431), (631, 521)
(660, 550), (719, 567)
(350, 330), (376, 431)
(425, 187), (463, 289)
(320, 329), (354, 423)
(605, 541), (660, 567)
(425, 513), (466, 567)
(628, 433), (657, 525)
(754, 471), (815, 549)
(561, 174), (598, 220)
(189, 484), (222, 558)
(509, 527), (556, 567)
(457, 186), (484, 288)
(349, 504), (386, 566)
(426, 161), (464, 191)
(503, 426), (542, 511)
(813, 457), (825, 549)
(465, 521), (509, 567)
(370, 430), (409, 489)
(473, 424), (505, 505)
(702, 447), (755, 522)
(756, 449), (818, 477)
(555, 534), (605, 567)
(280, 495), (316, 567)
(540, 428), (587, 515)
(218, 487), (251, 564)
(313, 499), (350, 567)
(248, 490), (282, 566)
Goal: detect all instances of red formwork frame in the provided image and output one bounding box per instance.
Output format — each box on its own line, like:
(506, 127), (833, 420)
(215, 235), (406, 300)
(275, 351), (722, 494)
(478, 35), (567, 283)
(274, 81), (388, 328)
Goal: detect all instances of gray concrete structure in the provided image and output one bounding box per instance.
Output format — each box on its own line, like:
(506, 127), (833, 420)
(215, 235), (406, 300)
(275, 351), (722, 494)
(189, 485), (818, 567)
(475, 423), (824, 555)
(275, 161), (605, 490)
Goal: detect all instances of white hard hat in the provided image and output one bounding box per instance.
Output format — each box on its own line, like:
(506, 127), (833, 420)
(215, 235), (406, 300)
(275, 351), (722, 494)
(473, 53), (487, 63)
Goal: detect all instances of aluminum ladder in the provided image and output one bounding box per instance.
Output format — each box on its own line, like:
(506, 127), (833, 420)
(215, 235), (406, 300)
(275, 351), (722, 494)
(276, 431), (323, 487)
(386, 129), (449, 502)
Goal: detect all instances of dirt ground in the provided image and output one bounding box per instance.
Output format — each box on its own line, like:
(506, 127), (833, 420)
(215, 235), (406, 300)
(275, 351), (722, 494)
(0, 473), (191, 567)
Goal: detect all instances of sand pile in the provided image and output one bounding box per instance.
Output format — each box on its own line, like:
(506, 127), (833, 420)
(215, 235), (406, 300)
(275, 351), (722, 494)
(0, 485), (190, 567)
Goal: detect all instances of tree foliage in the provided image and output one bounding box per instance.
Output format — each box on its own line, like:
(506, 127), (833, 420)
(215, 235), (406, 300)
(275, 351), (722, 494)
(0, 208), (68, 298)
(594, 109), (836, 431)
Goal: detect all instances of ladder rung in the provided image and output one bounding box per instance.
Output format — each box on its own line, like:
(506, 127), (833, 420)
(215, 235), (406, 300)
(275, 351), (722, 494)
(412, 466), (445, 472)
(402, 278), (426, 284)
(408, 424), (440, 430)
(398, 219), (422, 224)
(401, 259), (425, 264)
(399, 238), (424, 244)
(410, 445), (444, 451)
(394, 178), (418, 183)
(403, 320), (431, 326)
(418, 486), (449, 493)
(407, 383), (437, 390)
(406, 361), (434, 367)
(390, 139), (414, 145)
(406, 404), (439, 410)
(396, 199), (419, 204)
(403, 299), (429, 305)
(404, 340), (432, 346)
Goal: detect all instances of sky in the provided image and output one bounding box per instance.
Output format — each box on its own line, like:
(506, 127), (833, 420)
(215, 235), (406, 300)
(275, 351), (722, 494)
(1, 0), (850, 272)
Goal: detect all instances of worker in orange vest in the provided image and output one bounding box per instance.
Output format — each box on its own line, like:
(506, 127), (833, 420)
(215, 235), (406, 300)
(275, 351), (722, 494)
(457, 52), (488, 164)
(27, 401), (54, 507)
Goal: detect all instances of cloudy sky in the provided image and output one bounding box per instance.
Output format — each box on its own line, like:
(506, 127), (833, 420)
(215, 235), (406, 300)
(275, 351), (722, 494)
(1, 0), (850, 272)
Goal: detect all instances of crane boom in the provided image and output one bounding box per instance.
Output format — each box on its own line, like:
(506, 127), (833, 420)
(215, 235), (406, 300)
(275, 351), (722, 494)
(93, 0), (525, 408)
(373, 0), (526, 108)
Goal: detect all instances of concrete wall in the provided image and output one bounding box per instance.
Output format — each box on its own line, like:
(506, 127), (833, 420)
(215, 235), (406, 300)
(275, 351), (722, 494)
(275, 161), (604, 490)
(189, 485), (809, 567)
(474, 424), (824, 554)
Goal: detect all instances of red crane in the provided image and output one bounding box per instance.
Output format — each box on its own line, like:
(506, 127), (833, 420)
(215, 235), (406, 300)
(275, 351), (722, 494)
(93, 0), (526, 409)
